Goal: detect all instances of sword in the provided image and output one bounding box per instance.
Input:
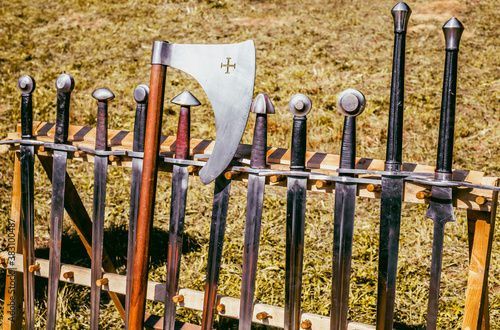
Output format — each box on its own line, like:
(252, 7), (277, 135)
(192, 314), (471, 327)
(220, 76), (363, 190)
(424, 18), (464, 330)
(163, 90), (201, 330)
(330, 89), (366, 330)
(375, 3), (411, 329)
(238, 93), (275, 330)
(285, 94), (312, 330)
(125, 84), (149, 329)
(17, 75), (36, 330)
(90, 88), (115, 330)
(46, 73), (75, 330)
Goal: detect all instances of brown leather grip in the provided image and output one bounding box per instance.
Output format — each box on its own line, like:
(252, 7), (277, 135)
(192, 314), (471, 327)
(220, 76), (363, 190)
(128, 64), (167, 330)
(94, 101), (108, 151)
(250, 113), (267, 169)
(175, 105), (191, 160)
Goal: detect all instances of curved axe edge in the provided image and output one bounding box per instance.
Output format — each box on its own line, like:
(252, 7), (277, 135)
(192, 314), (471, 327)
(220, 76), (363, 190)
(153, 40), (256, 184)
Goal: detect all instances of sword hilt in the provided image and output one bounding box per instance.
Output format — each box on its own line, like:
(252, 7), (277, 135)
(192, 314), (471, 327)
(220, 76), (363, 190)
(385, 2), (411, 171)
(17, 75), (36, 140)
(289, 94), (311, 171)
(92, 88), (115, 152)
(133, 84), (149, 153)
(250, 93), (275, 169)
(171, 90), (201, 160)
(435, 18), (464, 179)
(54, 74), (75, 145)
(337, 89), (366, 171)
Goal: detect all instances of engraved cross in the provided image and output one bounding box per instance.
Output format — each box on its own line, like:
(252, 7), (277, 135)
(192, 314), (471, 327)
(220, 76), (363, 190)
(221, 57), (236, 74)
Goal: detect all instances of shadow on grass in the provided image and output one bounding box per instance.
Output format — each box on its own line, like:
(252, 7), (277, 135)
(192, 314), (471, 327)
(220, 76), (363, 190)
(394, 322), (426, 330)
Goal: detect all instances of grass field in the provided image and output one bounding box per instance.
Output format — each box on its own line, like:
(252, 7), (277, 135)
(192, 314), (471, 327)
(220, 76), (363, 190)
(0, 0), (499, 329)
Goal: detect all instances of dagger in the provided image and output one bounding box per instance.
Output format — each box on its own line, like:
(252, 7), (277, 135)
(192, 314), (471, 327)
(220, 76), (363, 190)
(285, 93), (312, 330)
(424, 18), (464, 330)
(90, 88), (115, 330)
(125, 84), (149, 329)
(239, 93), (275, 330)
(376, 3), (411, 329)
(46, 73), (76, 330)
(163, 90), (201, 330)
(17, 74), (36, 330)
(330, 89), (366, 330)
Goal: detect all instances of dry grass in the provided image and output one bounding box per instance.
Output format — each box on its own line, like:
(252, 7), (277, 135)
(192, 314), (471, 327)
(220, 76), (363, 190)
(0, 0), (499, 329)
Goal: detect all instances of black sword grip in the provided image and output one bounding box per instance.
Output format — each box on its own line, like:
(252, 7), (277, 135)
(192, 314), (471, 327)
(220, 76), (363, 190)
(18, 75), (36, 140)
(250, 113), (268, 169)
(133, 84), (149, 153)
(385, 31), (407, 171)
(339, 116), (356, 171)
(54, 74), (75, 144)
(435, 49), (459, 175)
(290, 116), (307, 171)
(92, 88), (114, 151)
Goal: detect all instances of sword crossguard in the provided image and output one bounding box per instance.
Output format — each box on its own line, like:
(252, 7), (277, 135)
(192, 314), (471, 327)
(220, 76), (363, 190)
(171, 90), (201, 160)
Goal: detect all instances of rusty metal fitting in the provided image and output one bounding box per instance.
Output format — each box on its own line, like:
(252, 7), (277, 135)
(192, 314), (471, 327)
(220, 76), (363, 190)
(109, 154), (120, 162)
(63, 271), (74, 279)
(187, 165), (199, 173)
(224, 170), (241, 180)
(96, 278), (109, 286)
(29, 264), (40, 272)
(216, 304), (225, 313)
(475, 196), (488, 205)
(0, 256), (7, 265)
(73, 150), (86, 158)
(315, 180), (332, 189)
(256, 311), (271, 320)
(300, 319), (312, 329)
(367, 184), (381, 192)
(270, 175), (286, 183)
(172, 294), (184, 303)
(416, 189), (432, 199)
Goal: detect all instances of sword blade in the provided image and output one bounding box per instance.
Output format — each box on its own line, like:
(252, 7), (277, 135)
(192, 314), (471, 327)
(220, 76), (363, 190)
(425, 186), (455, 329)
(376, 175), (404, 330)
(201, 175), (231, 330)
(239, 174), (266, 330)
(20, 144), (35, 330)
(46, 149), (69, 329)
(90, 155), (108, 329)
(330, 182), (357, 330)
(164, 164), (190, 330)
(285, 176), (307, 330)
(125, 156), (143, 328)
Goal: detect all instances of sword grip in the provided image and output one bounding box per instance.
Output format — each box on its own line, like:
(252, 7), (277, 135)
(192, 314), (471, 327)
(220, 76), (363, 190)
(339, 116), (356, 170)
(290, 116), (307, 171)
(175, 105), (191, 160)
(92, 88), (114, 151)
(18, 75), (36, 140)
(133, 84), (149, 153)
(250, 113), (267, 169)
(54, 74), (75, 144)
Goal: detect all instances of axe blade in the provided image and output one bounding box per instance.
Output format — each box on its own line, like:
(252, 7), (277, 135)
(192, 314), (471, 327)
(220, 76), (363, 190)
(152, 41), (256, 184)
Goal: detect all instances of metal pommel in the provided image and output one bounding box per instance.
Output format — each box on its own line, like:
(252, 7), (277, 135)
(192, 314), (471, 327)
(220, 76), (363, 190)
(443, 18), (464, 50)
(337, 89), (366, 117)
(56, 74), (75, 93)
(392, 2), (411, 33)
(171, 90), (201, 107)
(92, 88), (115, 102)
(17, 75), (36, 94)
(134, 84), (150, 103)
(289, 94), (312, 117)
(251, 93), (275, 114)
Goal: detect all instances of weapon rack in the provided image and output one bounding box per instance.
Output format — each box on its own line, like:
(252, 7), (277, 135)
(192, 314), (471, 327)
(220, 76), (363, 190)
(1, 121), (498, 329)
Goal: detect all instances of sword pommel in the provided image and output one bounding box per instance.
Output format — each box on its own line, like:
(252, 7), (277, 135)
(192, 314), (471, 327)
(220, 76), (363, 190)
(92, 88), (114, 151)
(171, 90), (201, 107)
(92, 88), (115, 102)
(337, 89), (365, 117)
(55, 74), (75, 144)
(133, 84), (149, 103)
(391, 2), (411, 33)
(337, 89), (365, 170)
(289, 94), (311, 117)
(56, 74), (75, 93)
(289, 94), (311, 171)
(17, 75), (36, 94)
(171, 91), (200, 160)
(250, 93), (274, 169)
(443, 18), (464, 50)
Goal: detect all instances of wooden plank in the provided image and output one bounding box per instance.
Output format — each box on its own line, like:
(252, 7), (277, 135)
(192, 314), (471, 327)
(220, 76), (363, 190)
(1, 253), (375, 330)
(2, 154), (24, 329)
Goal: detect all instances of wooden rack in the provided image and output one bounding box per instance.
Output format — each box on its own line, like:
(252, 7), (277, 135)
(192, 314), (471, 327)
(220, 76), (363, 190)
(2, 121), (498, 329)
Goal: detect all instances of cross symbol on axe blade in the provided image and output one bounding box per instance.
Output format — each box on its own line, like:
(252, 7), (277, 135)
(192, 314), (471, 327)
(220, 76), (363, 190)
(221, 57), (236, 74)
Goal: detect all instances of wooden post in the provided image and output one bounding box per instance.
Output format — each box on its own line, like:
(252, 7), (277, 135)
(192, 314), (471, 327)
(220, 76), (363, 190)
(463, 188), (498, 330)
(2, 154), (24, 329)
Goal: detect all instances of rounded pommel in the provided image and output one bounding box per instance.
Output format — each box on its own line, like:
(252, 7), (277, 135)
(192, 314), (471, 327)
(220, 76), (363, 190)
(443, 18), (464, 50)
(251, 93), (275, 114)
(392, 2), (411, 33)
(56, 74), (75, 93)
(133, 84), (149, 103)
(171, 90), (201, 107)
(289, 94), (312, 116)
(17, 75), (36, 94)
(92, 88), (115, 102)
(337, 89), (366, 117)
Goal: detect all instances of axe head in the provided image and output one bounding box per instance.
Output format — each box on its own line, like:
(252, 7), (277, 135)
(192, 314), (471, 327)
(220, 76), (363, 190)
(152, 40), (256, 184)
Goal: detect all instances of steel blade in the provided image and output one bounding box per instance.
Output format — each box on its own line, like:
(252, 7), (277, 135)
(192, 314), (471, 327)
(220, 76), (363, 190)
(20, 144), (35, 330)
(90, 155), (108, 330)
(376, 175), (404, 330)
(239, 173), (266, 330)
(330, 182), (357, 330)
(285, 176), (307, 330)
(201, 175), (231, 330)
(164, 164), (190, 330)
(425, 186), (455, 329)
(46, 149), (69, 329)
(125, 156), (143, 328)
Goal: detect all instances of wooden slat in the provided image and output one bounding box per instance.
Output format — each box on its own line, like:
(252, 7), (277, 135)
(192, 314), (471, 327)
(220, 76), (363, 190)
(1, 253), (375, 330)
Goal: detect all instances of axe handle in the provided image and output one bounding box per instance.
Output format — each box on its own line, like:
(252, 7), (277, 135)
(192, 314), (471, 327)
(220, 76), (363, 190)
(175, 105), (191, 160)
(129, 63), (167, 330)
(250, 113), (267, 169)
(290, 116), (307, 171)
(339, 116), (356, 171)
